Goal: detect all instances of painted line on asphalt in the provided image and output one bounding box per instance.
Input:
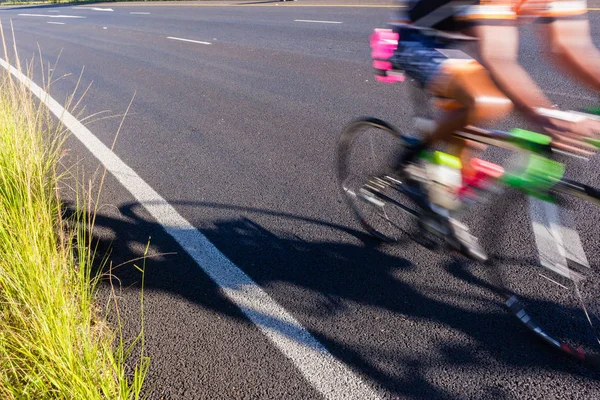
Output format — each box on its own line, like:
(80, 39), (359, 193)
(18, 13), (86, 19)
(294, 19), (343, 24)
(47, 22), (66, 25)
(167, 36), (211, 45)
(73, 6), (114, 11)
(0, 57), (382, 400)
(130, 12), (151, 14)
(529, 197), (589, 281)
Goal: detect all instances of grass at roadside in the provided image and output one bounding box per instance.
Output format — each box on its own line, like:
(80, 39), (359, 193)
(0, 37), (149, 399)
(0, 0), (100, 5)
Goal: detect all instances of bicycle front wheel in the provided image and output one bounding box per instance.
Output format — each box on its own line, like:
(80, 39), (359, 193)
(337, 117), (422, 242)
(486, 181), (600, 366)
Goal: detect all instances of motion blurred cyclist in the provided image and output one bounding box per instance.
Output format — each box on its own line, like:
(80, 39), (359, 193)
(381, 0), (600, 258)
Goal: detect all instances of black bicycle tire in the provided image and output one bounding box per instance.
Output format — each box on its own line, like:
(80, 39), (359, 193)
(337, 117), (419, 242)
(486, 179), (600, 367)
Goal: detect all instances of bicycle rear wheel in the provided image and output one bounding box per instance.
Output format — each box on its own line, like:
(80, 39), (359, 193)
(337, 117), (423, 242)
(486, 181), (600, 366)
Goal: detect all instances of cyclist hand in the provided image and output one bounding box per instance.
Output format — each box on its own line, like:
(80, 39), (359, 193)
(536, 111), (600, 154)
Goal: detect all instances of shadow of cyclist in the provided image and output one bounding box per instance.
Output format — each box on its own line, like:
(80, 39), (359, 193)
(64, 197), (600, 399)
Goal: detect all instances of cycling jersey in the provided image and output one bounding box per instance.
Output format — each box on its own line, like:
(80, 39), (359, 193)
(392, 0), (588, 30)
(388, 0), (588, 87)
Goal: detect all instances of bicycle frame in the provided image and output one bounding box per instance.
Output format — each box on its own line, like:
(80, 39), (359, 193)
(445, 124), (600, 205)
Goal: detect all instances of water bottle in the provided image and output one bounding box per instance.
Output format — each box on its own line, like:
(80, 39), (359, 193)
(424, 151), (463, 210)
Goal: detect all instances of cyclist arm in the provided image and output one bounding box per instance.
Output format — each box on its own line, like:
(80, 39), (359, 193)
(471, 23), (555, 124)
(538, 17), (600, 92)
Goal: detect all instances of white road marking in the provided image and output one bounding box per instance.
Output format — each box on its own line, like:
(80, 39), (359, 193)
(18, 14), (86, 19)
(544, 201), (589, 268)
(529, 198), (589, 281)
(294, 19), (343, 24)
(47, 22), (66, 25)
(0, 57), (382, 400)
(130, 12), (151, 15)
(73, 7), (114, 11)
(167, 36), (211, 45)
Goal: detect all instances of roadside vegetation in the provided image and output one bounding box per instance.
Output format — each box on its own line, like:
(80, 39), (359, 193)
(0, 25), (149, 399)
(0, 0), (109, 5)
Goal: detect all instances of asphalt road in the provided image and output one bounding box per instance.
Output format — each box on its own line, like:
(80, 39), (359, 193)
(1, 1), (600, 399)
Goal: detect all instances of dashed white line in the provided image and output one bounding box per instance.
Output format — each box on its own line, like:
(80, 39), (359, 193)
(294, 19), (343, 24)
(130, 12), (151, 15)
(167, 36), (211, 45)
(73, 6), (114, 11)
(47, 22), (66, 25)
(0, 57), (382, 400)
(19, 14), (86, 19)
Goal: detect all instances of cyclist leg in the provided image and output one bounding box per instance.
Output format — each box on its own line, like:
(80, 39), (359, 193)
(421, 60), (514, 174)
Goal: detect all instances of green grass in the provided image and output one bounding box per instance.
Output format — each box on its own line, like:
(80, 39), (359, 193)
(0, 0), (84, 5)
(0, 35), (149, 399)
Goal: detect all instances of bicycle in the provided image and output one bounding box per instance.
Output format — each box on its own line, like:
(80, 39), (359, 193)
(337, 112), (600, 365)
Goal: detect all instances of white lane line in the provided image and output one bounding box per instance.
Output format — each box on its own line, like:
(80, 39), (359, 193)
(529, 198), (589, 280)
(19, 14), (86, 19)
(294, 19), (343, 24)
(73, 7), (114, 11)
(47, 22), (66, 25)
(167, 36), (211, 45)
(48, 10), (60, 13)
(0, 57), (382, 400)
(130, 12), (151, 15)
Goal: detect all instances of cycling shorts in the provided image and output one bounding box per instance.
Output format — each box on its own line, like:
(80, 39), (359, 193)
(389, 28), (472, 87)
